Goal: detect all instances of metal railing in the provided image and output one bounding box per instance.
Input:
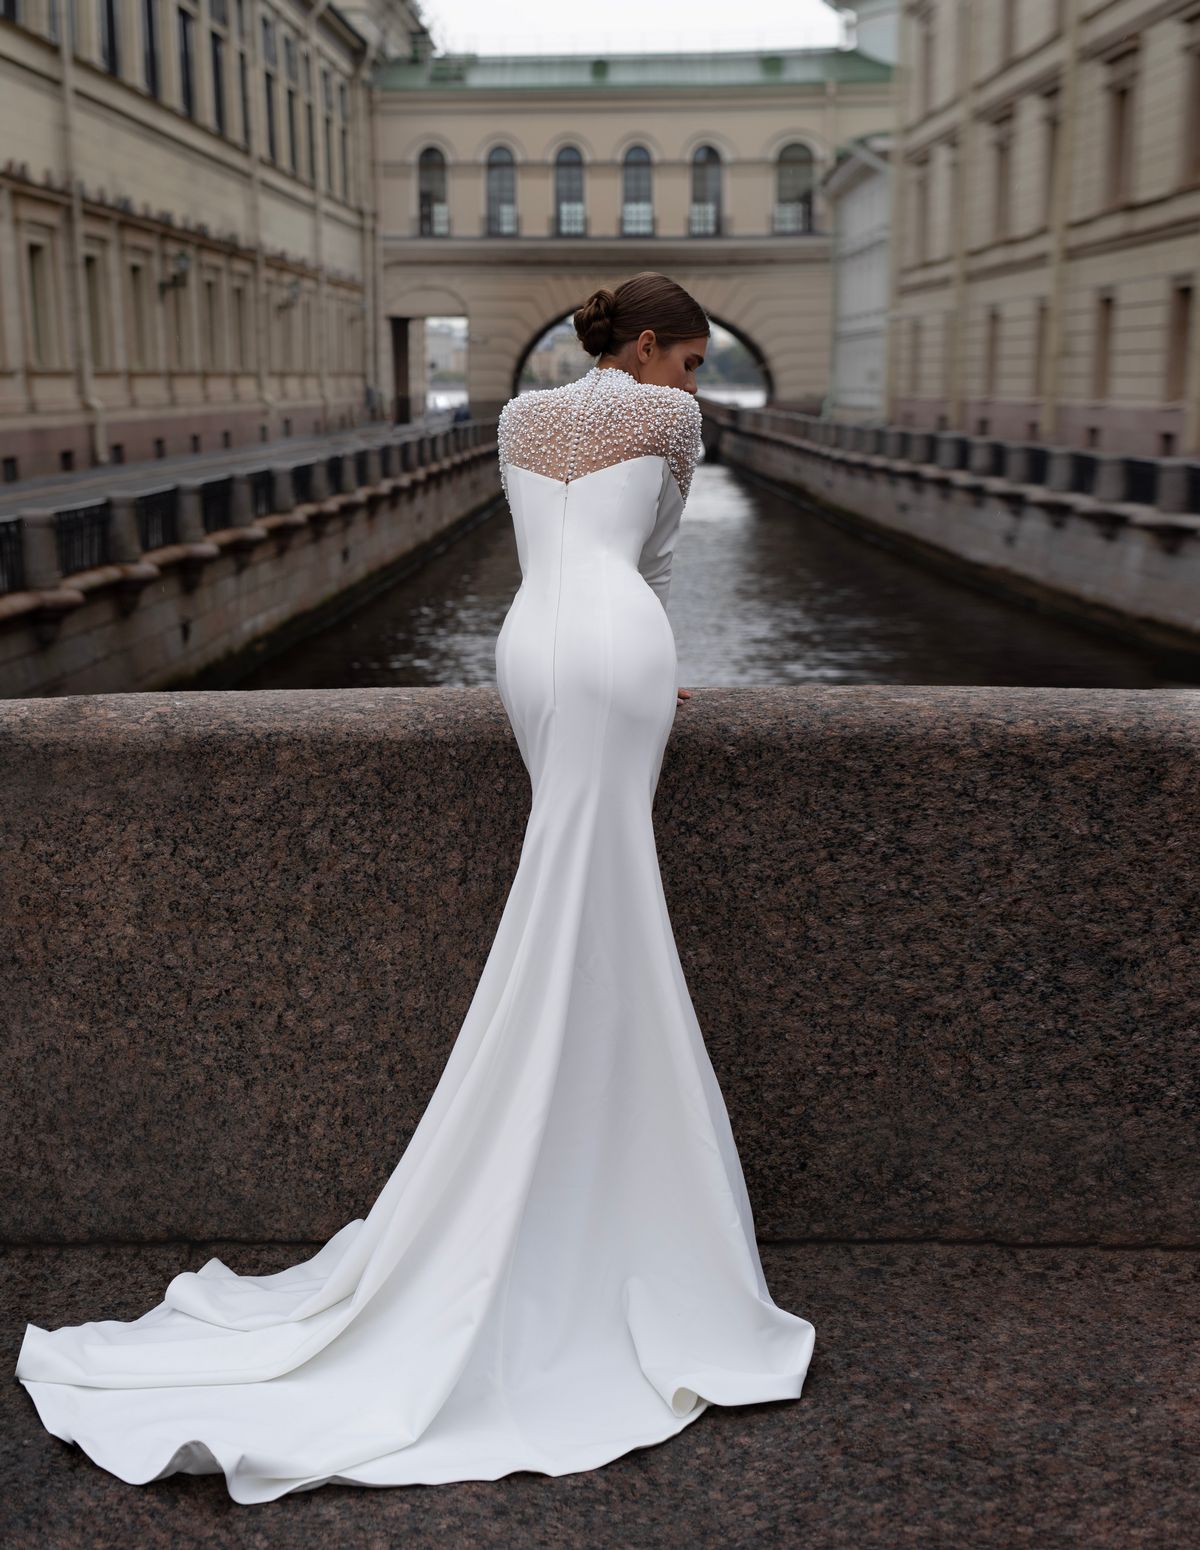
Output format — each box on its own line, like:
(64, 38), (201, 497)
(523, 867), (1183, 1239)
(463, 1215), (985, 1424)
(55, 501), (112, 576)
(0, 518), (24, 593)
(250, 469), (274, 518)
(200, 478), (234, 533)
(292, 463), (313, 504)
(135, 487), (180, 551)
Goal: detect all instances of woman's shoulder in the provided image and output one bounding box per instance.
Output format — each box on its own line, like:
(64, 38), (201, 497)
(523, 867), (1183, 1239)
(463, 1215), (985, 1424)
(497, 382), (578, 451)
(498, 376), (701, 450)
(636, 382), (702, 438)
(498, 385), (553, 424)
(634, 387), (704, 502)
(620, 384), (703, 452)
(633, 379), (700, 407)
(630, 380), (703, 438)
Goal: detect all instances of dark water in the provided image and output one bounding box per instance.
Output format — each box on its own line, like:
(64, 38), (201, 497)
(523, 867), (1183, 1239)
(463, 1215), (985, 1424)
(234, 462), (1200, 691)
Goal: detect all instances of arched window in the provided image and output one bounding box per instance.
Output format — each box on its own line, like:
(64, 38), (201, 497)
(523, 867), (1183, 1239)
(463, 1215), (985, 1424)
(689, 145), (722, 236)
(486, 145), (517, 236)
(418, 146), (448, 236)
(555, 145), (585, 236)
(621, 145), (653, 236)
(775, 143), (815, 234)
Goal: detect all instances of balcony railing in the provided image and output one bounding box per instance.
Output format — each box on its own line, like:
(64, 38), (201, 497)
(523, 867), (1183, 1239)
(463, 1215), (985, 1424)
(772, 200), (816, 235)
(417, 201), (814, 239)
(412, 203), (824, 238)
(554, 202), (587, 237)
(688, 202), (722, 236)
(484, 205), (519, 236)
(417, 202), (450, 236)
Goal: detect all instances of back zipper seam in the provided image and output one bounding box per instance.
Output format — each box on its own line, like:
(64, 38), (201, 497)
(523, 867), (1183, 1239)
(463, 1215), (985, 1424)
(551, 482), (567, 710)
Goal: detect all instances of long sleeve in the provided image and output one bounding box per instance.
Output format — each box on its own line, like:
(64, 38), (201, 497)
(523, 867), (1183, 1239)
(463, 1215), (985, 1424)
(637, 391), (702, 612)
(659, 389), (704, 508)
(496, 394), (521, 509)
(637, 462), (686, 612)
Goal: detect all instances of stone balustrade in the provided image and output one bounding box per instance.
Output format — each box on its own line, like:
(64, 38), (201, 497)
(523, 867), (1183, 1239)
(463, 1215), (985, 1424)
(1, 685), (1195, 1249)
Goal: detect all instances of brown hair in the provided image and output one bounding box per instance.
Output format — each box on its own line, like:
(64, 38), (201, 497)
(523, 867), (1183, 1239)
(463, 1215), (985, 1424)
(573, 272), (710, 358)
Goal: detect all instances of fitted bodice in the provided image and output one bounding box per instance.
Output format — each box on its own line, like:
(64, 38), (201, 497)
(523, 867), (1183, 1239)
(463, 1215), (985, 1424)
(496, 365), (704, 612)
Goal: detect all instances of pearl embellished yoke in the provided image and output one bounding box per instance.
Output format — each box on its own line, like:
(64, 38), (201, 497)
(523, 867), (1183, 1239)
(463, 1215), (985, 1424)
(496, 365), (704, 512)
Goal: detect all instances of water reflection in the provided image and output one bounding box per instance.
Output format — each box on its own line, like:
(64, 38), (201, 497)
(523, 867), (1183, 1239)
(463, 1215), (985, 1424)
(234, 463), (1200, 691)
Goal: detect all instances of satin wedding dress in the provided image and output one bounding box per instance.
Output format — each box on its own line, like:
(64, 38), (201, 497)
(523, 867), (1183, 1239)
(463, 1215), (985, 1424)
(14, 363), (815, 1504)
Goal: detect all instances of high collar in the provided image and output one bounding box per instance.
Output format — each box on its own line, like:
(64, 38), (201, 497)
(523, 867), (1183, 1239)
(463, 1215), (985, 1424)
(589, 364), (640, 384)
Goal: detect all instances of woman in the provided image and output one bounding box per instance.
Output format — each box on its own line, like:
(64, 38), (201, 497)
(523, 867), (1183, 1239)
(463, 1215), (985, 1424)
(14, 271), (815, 1504)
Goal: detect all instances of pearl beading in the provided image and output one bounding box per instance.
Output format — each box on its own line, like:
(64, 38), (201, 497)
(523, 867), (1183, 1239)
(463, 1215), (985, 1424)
(497, 364), (704, 510)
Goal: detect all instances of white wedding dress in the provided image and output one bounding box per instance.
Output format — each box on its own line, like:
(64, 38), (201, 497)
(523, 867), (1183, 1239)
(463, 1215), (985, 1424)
(14, 363), (815, 1504)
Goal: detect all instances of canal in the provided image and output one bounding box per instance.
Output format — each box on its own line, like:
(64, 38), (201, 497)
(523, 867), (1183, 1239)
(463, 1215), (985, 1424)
(233, 462), (1200, 692)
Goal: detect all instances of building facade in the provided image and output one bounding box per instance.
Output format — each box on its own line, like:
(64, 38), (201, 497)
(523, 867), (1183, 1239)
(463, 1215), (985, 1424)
(824, 133), (893, 419)
(891, 0), (1200, 456)
(0, 8), (897, 479)
(374, 45), (895, 418)
(0, 0), (422, 482)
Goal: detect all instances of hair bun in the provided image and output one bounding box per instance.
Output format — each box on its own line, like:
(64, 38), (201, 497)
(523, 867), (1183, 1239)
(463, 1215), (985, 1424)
(574, 288), (616, 356)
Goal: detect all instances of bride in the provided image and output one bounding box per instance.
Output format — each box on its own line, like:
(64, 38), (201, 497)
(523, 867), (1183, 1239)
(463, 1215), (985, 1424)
(14, 271), (816, 1504)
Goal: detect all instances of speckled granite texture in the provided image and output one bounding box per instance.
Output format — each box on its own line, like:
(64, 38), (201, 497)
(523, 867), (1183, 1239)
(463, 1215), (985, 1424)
(1, 686), (1198, 1245)
(3, 1240), (1197, 1545)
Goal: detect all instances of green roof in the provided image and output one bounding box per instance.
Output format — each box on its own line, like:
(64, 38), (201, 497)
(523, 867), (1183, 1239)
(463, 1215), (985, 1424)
(374, 47), (892, 93)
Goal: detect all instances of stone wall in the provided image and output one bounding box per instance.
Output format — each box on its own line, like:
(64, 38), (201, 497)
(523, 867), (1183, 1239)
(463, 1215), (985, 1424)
(712, 403), (1200, 653)
(0, 423), (500, 697)
(2, 686), (1196, 1247)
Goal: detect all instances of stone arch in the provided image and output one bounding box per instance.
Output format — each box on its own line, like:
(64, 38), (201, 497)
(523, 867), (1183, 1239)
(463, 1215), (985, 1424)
(505, 305), (774, 403)
(405, 132), (456, 161)
(696, 311), (774, 401)
(399, 267), (817, 418)
(383, 280), (472, 318)
(472, 132), (531, 162)
(612, 131), (666, 162)
(508, 317), (591, 393)
(680, 130), (738, 163)
(764, 128), (828, 161)
(542, 131), (599, 162)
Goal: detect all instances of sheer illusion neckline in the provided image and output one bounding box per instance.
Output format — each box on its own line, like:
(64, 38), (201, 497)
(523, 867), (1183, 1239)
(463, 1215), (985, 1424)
(504, 452), (671, 494)
(496, 364), (704, 507)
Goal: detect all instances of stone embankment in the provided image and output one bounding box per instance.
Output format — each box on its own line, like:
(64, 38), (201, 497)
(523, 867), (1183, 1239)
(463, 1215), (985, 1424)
(0, 422), (500, 697)
(709, 403), (1200, 655)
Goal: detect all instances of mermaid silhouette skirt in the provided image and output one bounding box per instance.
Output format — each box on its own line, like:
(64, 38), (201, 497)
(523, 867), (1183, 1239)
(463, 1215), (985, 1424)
(14, 456), (815, 1503)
